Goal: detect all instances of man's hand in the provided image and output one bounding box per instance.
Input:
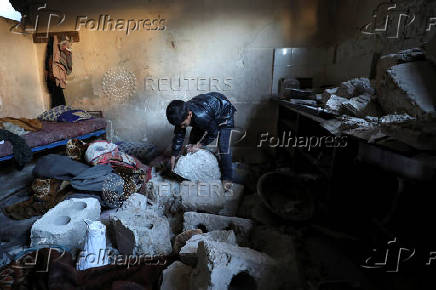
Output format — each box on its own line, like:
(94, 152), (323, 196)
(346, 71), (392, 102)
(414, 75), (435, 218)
(186, 144), (202, 153)
(222, 180), (233, 191)
(170, 156), (176, 171)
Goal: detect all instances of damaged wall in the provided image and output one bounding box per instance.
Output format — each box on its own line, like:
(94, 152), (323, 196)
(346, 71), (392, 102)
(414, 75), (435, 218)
(27, 0), (334, 152)
(325, 0), (436, 84)
(0, 16), (45, 118)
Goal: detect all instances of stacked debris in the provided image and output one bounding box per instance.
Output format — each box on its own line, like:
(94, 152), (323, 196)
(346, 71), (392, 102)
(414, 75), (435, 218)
(320, 47), (436, 144)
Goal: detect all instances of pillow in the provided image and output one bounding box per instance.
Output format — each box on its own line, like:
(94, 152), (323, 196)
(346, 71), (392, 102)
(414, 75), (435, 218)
(57, 110), (93, 122)
(38, 105), (72, 121)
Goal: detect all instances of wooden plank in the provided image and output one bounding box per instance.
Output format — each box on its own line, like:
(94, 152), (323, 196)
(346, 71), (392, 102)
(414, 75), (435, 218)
(33, 31), (80, 43)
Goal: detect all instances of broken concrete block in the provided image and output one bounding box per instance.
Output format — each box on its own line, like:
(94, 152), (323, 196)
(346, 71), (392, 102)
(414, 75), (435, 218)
(180, 181), (244, 216)
(30, 198), (100, 254)
(340, 94), (380, 117)
(190, 240), (279, 290)
(376, 48), (426, 93)
(336, 78), (375, 99)
(321, 87), (338, 104)
(174, 150), (221, 182)
(183, 212), (253, 245)
(180, 230), (237, 265)
(161, 261), (192, 290)
(377, 61), (436, 118)
(325, 94), (348, 112)
(111, 193), (172, 256)
(174, 229), (203, 254)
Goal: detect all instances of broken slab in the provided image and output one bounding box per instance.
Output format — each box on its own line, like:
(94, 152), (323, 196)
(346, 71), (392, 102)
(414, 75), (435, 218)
(321, 87), (339, 104)
(183, 212), (253, 245)
(376, 48), (426, 93)
(30, 198), (100, 254)
(377, 61), (436, 118)
(180, 230), (237, 265)
(180, 181), (244, 216)
(111, 193), (172, 256)
(174, 150), (221, 182)
(336, 78), (375, 99)
(161, 261), (193, 290)
(190, 240), (279, 290)
(340, 94), (380, 118)
(325, 94), (348, 113)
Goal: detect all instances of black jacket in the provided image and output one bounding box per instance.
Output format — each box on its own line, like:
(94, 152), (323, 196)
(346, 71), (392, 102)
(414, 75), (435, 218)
(171, 92), (236, 156)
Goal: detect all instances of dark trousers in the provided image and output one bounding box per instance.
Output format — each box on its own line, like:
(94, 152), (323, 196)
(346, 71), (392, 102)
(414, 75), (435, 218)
(47, 79), (66, 108)
(189, 119), (234, 181)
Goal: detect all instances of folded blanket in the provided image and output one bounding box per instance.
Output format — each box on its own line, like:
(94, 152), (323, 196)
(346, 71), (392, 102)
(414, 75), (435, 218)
(0, 117), (42, 132)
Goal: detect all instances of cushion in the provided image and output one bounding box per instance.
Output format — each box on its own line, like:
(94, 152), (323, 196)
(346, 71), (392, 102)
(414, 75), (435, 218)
(57, 110), (93, 122)
(38, 105), (72, 121)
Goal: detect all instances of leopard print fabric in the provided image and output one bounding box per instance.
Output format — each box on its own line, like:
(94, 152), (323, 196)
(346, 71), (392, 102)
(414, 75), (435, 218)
(66, 139), (88, 161)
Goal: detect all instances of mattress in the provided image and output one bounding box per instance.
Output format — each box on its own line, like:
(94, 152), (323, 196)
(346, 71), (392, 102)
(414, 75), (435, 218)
(0, 118), (107, 160)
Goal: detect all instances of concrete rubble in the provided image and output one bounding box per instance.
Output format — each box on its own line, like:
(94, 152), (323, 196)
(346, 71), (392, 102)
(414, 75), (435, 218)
(174, 229), (203, 254)
(183, 211), (253, 245)
(179, 230), (237, 265)
(190, 240), (279, 290)
(377, 61), (436, 118)
(340, 94), (379, 118)
(161, 261), (193, 290)
(180, 180), (244, 216)
(376, 48), (426, 93)
(336, 77), (375, 99)
(111, 193), (173, 256)
(30, 198), (101, 254)
(174, 149), (221, 182)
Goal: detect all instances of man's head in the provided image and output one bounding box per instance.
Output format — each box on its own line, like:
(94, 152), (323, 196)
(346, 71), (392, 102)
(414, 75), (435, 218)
(166, 100), (192, 128)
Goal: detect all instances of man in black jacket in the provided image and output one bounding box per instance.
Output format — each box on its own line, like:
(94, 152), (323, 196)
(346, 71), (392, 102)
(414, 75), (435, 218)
(166, 92), (236, 189)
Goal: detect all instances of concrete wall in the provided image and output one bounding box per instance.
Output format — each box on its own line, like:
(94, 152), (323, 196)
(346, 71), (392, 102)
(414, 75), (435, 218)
(0, 17), (45, 118)
(27, 0), (334, 152)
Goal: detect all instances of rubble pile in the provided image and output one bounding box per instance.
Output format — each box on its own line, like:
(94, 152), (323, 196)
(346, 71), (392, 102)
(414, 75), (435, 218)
(320, 46), (436, 140)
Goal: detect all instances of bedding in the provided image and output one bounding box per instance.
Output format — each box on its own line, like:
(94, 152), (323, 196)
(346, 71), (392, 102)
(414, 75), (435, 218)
(0, 118), (106, 160)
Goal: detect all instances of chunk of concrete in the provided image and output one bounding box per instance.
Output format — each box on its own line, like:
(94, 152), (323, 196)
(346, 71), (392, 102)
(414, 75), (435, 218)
(377, 61), (436, 118)
(321, 87), (338, 104)
(340, 94), (380, 117)
(190, 240), (279, 290)
(376, 48), (426, 93)
(174, 150), (221, 182)
(183, 212), (253, 245)
(30, 198), (100, 254)
(180, 181), (244, 216)
(161, 261), (192, 290)
(111, 193), (172, 256)
(180, 230), (237, 265)
(174, 229), (203, 254)
(325, 94), (348, 113)
(336, 78), (374, 99)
